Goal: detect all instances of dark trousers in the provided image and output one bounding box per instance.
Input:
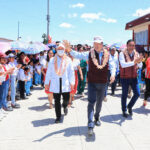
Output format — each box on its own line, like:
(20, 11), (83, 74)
(144, 78), (150, 100)
(88, 83), (106, 128)
(18, 80), (25, 98)
(41, 73), (44, 87)
(121, 78), (140, 112)
(53, 92), (70, 119)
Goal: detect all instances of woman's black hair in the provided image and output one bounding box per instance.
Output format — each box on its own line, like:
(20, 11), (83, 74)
(77, 44), (82, 51)
(127, 39), (135, 45)
(47, 50), (53, 62)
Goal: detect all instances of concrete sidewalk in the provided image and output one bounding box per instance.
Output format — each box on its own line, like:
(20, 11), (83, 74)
(0, 86), (150, 150)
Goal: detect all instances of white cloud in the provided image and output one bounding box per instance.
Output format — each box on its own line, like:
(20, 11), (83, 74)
(80, 12), (117, 23)
(59, 23), (73, 28)
(70, 3), (85, 8)
(81, 12), (103, 23)
(100, 18), (117, 23)
(133, 7), (150, 17)
(68, 13), (78, 18)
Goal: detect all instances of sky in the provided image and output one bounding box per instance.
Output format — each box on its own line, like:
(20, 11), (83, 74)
(0, 0), (150, 45)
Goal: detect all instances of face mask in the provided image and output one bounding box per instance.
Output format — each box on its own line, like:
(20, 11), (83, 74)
(57, 50), (64, 56)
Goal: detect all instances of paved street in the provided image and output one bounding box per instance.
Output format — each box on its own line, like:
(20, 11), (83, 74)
(0, 86), (150, 150)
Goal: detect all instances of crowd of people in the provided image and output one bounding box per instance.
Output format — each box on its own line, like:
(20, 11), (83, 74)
(0, 36), (150, 136)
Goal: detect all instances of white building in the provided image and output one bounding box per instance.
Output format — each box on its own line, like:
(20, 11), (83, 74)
(126, 13), (150, 51)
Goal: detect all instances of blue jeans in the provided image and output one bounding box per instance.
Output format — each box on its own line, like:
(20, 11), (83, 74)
(35, 72), (41, 85)
(121, 78), (140, 112)
(88, 83), (106, 128)
(0, 82), (5, 109)
(2, 79), (9, 108)
(10, 75), (16, 105)
(30, 78), (33, 87)
(25, 81), (31, 95)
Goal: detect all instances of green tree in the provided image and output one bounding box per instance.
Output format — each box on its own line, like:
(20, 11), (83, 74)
(42, 33), (48, 44)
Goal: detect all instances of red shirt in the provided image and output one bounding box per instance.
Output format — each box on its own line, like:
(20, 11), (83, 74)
(145, 57), (150, 79)
(2, 65), (9, 81)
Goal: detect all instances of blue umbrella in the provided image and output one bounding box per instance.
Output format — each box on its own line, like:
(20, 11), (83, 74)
(47, 43), (56, 48)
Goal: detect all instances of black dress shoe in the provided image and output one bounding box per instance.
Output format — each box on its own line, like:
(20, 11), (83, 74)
(55, 118), (61, 123)
(94, 119), (101, 126)
(11, 103), (20, 109)
(64, 108), (68, 116)
(128, 107), (133, 116)
(123, 112), (128, 118)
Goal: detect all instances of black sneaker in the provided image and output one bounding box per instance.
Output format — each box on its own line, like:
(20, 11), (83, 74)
(94, 119), (101, 126)
(55, 118), (61, 123)
(11, 103), (20, 109)
(88, 127), (94, 136)
(122, 111), (128, 118)
(128, 107), (133, 116)
(64, 108), (68, 116)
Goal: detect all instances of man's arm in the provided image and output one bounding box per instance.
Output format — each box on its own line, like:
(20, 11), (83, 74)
(63, 40), (89, 60)
(119, 52), (135, 68)
(70, 50), (89, 61)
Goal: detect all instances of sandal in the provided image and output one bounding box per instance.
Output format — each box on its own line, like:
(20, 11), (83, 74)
(49, 103), (53, 109)
(143, 100), (147, 107)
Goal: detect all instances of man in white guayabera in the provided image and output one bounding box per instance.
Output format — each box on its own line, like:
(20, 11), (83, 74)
(45, 43), (75, 123)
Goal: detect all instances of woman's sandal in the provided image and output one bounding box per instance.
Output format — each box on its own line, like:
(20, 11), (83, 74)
(49, 103), (53, 109)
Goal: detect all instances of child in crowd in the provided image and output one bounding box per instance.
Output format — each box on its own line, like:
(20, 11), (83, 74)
(28, 61), (34, 89)
(34, 60), (42, 86)
(25, 67), (32, 96)
(18, 64), (27, 99)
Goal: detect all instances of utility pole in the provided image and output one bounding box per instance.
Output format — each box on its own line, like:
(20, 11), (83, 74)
(47, 0), (50, 43)
(17, 21), (21, 40)
(17, 21), (20, 40)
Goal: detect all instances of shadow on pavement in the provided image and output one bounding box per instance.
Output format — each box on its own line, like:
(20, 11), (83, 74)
(110, 93), (122, 98)
(28, 103), (49, 112)
(133, 106), (150, 116)
(32, 86), (43, 91)
(38, 97), (48, 100)
(80, 97), (88, 101)
(33, 126), (96, 142)
(31, 115), (65, 127)
(100, 114), (132, 126)
(31, 118), (55, 127)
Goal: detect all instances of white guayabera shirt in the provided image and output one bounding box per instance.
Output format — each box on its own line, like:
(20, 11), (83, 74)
(45, 55), (75, 93)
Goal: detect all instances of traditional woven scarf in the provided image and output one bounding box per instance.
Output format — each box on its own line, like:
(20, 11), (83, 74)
(54, 54), (68, 76)
(91, 48), (109, 69)
(123, 49), (138, 62)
